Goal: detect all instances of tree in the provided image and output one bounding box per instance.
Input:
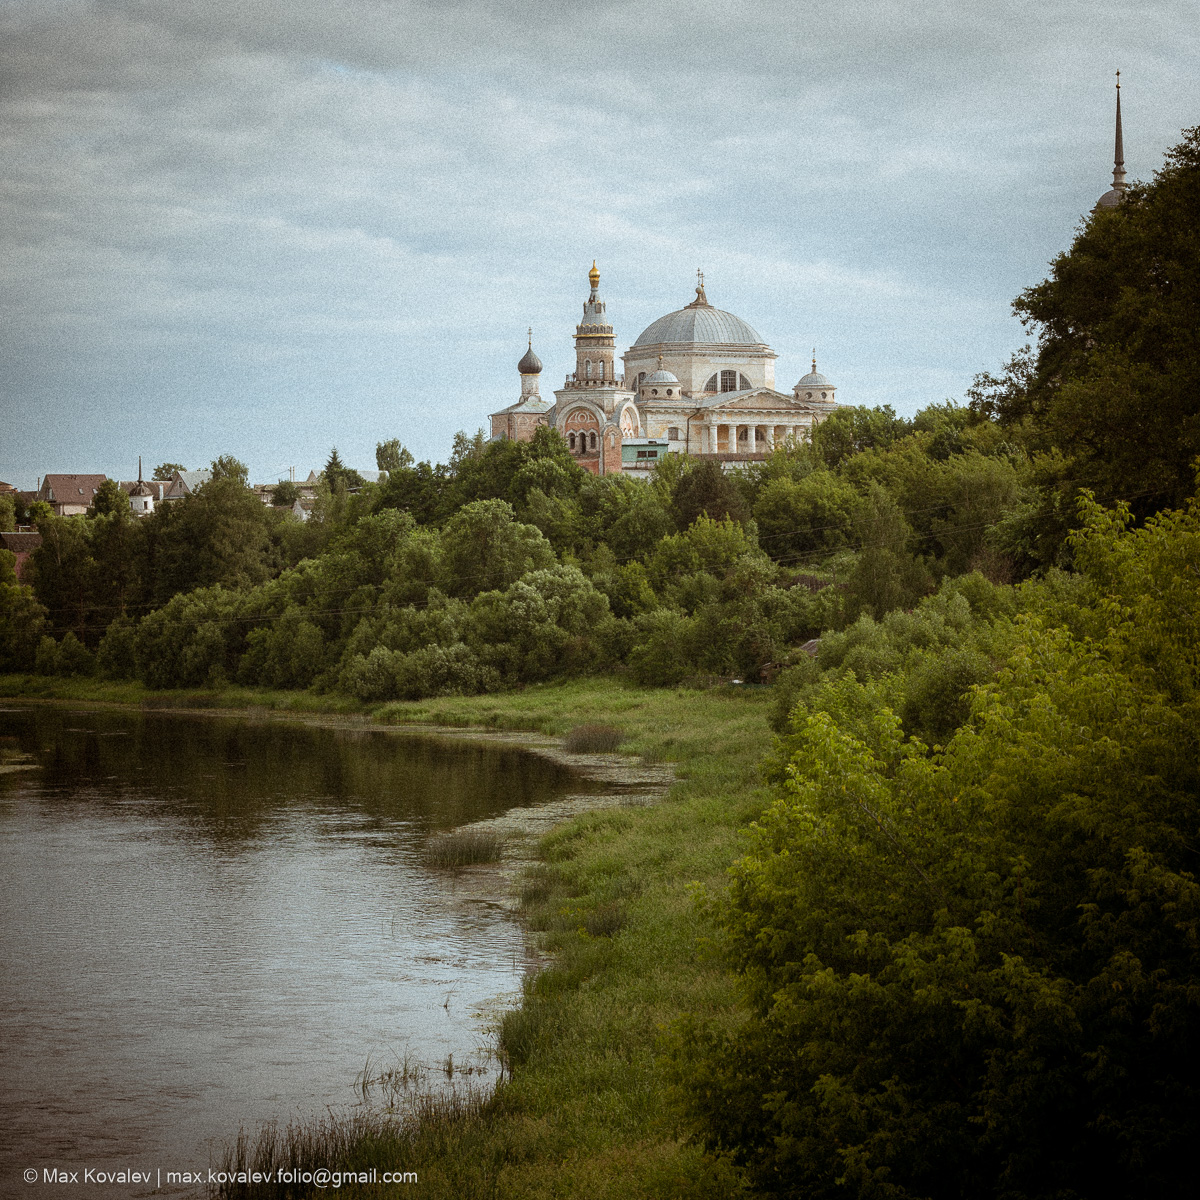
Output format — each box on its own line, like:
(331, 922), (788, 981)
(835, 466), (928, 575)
(438, 499), (555, 598)
(376, 438), (414, 475)
(375, 459), (449, 526)
(753, 470), (860, 563)
(1004, 126), (1200, 517)
(810, 405), (912, 468)
(153, 463), (186, 481)
(0, 493), (15, 532)
(671, 458), (750, 529)
(30, 513), (96, 639)
(211, 454), (249, 486)
(844, 482), (931, 619)
(270, 480), (300, 507)
(87, 478), (129, 519)
(322, 447), (364, 492)
(144, 475), (275, 605)
(0, 580), (48, 670)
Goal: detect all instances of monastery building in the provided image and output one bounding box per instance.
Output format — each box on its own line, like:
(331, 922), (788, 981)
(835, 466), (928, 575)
(490, 264), (839, 475)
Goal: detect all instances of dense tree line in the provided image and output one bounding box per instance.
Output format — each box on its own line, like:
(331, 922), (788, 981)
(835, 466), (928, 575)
(2, 410), (1035, 694)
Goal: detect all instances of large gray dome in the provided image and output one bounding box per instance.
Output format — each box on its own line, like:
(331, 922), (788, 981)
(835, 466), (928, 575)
(632, 304), (766, 348)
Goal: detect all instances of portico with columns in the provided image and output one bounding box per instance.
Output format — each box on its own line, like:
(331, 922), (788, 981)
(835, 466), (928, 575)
(697, 391), (828, 457)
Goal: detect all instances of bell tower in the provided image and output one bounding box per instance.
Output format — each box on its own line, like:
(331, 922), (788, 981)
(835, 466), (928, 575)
(571, 261), (617, 386)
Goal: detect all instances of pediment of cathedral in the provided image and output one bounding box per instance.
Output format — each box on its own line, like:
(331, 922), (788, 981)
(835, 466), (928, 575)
(700, 388), (811, 412)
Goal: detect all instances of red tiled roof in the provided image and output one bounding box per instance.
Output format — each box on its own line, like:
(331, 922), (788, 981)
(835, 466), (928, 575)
(39, 474), (108, 502)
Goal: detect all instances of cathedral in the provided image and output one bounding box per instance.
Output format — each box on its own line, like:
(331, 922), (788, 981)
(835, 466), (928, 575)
(489, 263), (838, 475)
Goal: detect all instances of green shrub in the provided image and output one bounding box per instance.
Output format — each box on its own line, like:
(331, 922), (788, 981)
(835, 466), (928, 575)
(675, 493), (1200, 1199)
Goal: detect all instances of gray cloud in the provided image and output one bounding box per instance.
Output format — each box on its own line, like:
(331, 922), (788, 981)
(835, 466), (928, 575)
(1, 0), (1197, 486)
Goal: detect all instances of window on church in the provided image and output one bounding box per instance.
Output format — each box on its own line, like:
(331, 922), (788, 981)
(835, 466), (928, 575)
(569, 432), (576, 450)
(667, 426), (680, 440)
(585, 360), (592, 378)
(638, 372), (646, 385)
(589, 432), (597, 449)
(706, 372), (753, 392)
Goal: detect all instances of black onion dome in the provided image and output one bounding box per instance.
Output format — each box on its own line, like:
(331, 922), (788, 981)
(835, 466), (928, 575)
(518, 345), (542, 374)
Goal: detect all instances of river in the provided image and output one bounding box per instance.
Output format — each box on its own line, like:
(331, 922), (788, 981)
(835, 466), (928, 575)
(0, 704), (592, 1197)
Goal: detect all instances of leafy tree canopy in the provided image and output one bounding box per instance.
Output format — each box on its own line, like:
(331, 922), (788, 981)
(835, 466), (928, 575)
(996, 125), (1200, 516)
(375, 438), (414, 475)
(211, 455), (249, 486)
(152, 462), (185, 481)
(270, 480), (300, 507)
(675, 489), (1200, 1199)
(87, 478), (129, 519)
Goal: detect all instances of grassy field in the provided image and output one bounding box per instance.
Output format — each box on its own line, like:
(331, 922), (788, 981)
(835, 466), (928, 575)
(0, 675), (776, 1197)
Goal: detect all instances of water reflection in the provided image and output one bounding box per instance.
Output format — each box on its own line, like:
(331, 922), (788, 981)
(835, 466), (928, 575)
(0, 706), (586, 1197)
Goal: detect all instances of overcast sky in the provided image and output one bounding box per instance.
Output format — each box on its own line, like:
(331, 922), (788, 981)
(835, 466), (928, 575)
(1, 0), (1196, 489)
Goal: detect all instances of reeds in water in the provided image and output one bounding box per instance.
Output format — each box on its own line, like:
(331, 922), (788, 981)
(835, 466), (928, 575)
(425, 828), (504, 868)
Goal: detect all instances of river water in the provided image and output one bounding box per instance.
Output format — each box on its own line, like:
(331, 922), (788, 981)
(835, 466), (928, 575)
(0, 705), (587, 1196)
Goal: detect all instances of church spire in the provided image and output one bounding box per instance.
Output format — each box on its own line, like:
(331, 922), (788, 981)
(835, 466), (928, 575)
(1095, 72), (1129, 210)
(1112, 71), (1127, 195)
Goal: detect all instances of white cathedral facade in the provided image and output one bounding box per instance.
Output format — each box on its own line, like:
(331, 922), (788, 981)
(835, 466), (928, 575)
(490, 263), (838, 475)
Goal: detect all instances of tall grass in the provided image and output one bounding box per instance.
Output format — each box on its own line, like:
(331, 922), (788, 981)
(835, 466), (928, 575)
(215, 1087), (492, 1199)
(562, 723), (624, 753)
(425, 828), (504, 867)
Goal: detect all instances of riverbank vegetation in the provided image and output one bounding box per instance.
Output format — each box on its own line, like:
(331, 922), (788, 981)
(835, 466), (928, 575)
(3, 126), (1199, 1198)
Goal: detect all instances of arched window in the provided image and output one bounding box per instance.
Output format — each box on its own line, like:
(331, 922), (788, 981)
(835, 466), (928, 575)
(569, 432), (576, 450)
(598, 361), (605, 380)
(705, 372), (754, 393)
(667, 426), (681, 440)
(589, 431), (597, 449)
(585, 359), (592, 378)
(638, 371), (646, 385)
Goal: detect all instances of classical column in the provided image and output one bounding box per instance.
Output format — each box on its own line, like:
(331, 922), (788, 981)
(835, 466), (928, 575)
(711, 421), (721, 454)
(765, 426), (775, 451)
(747, 423), (757, 453)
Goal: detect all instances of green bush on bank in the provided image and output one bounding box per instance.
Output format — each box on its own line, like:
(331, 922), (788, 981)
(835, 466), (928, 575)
(673, 491), (1200, 1199)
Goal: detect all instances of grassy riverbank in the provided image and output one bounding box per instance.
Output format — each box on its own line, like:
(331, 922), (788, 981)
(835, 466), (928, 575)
(0, 674), (771, 1197)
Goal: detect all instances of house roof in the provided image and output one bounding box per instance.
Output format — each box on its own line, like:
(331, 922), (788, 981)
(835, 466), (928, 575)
(119, 480), (165, 498)
(0, 531), (42, 552)
(39, 474), (107, 502)
(164, 470), (212, 499)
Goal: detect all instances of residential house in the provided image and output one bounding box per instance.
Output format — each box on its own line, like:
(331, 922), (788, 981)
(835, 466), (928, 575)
(36, 474), (107, 516)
